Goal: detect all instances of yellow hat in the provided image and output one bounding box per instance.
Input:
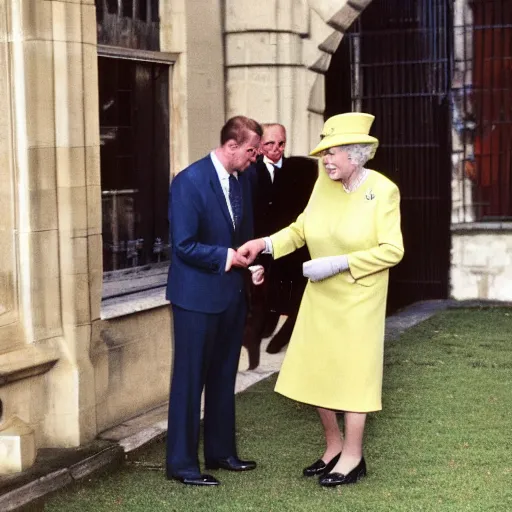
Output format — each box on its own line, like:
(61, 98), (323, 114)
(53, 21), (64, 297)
(310, 112), (379, 156)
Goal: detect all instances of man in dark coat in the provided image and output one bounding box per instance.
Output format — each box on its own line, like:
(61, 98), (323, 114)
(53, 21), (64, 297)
(243, 123), (318, 369)
(166, 116), (262, 486)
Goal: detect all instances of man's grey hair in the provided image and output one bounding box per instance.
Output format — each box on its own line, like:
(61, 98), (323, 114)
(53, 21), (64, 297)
(342, 143), (378, 167)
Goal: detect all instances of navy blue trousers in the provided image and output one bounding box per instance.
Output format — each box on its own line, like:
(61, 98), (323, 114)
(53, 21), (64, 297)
(166, 293), (247, 478)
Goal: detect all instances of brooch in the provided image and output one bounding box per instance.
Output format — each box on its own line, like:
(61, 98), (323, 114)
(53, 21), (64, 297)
(365, 189), (375, 201)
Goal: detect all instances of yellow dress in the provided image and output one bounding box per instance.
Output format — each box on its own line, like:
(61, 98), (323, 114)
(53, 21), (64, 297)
(272, 166), (404, 412)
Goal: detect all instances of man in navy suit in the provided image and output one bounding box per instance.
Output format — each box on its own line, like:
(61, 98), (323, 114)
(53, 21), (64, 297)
(165, 116), (263, 486)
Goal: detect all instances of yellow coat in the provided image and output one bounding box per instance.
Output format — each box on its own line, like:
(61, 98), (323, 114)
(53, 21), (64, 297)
(272, 166), (404, 412)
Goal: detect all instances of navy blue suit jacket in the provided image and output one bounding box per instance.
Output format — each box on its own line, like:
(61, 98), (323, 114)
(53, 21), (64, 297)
(166, 155), (254, 314)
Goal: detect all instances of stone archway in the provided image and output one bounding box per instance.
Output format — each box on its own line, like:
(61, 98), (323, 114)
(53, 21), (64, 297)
(223, 0), (373, 156)
(304, 0), (373, 151)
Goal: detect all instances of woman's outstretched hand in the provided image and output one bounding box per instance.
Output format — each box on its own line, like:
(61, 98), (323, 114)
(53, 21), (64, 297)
(237, 238), (266, 265)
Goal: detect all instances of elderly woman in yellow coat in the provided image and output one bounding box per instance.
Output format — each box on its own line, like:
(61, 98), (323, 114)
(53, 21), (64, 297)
(239, 112), (404, 487)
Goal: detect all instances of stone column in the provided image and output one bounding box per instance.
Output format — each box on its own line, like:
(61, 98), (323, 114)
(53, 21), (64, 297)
(0, 0), (100, 453)
(161, 0), (225, 171)
(224, 0), (311, 155)
(48, 0), (100, 446)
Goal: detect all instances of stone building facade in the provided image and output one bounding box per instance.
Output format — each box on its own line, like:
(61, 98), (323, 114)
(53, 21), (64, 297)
(0, 0), (510, 473)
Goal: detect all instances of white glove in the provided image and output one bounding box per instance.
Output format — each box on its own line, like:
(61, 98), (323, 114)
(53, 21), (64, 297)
(249, 265), (265, 285)
(303, 255), (349, 282)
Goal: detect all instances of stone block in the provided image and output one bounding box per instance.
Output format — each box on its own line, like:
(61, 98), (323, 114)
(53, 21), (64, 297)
(308, 0), (351, 23)
(86, 185), (102, 236)
(88, 236), (103, 322)
(27, 147), (57, 191)
(28, 275), (63, 342)
(28, 188), (59, 232)
(81, 4), (97, 46)
(82, 44), (101, 148)
(160, 2), (185, 53)
(13, 0), (53, 42)
(319, 30), (343, 54)
(52, 1), (82, 43)
(60, 235), (88, 276)
(19, 230), (60, 279)
(225, 0), (278, 32)
(56, 146), (86, 188)
(328, 3), (362, 32)
(57, 186), (88, 234)
(287, 0), (310, 35)
(94, 309), (171, 432)
(227, 67), (278, 120)
(16, 40), (56, 148)
(53, 41), (85, 148)
(226, 32), (302, 67)
(0, 416), (36, 474)
(60, 272), (91, 327)
(85, 145), (101, 187)
(451, 232), (512, 300)
(308, 73), (325, 114)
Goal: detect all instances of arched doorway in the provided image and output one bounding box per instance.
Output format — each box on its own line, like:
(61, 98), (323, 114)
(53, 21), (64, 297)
(325, 0), (453, 312)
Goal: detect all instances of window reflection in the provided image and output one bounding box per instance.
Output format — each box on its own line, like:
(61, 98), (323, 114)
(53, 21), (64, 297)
(99, 57), (170, 271)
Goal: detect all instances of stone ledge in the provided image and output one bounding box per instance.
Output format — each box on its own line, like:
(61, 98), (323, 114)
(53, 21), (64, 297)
(101, 286), (169, 320)
(0, 469), (72, 512)
(0, 441), (124, 512)
(0, 344), (60, 387)
(451, 222), (512, 233)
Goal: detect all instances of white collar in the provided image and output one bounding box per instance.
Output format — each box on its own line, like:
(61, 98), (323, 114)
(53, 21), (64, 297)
(263, 155), (283, 169)
(210, 151), (237, 180)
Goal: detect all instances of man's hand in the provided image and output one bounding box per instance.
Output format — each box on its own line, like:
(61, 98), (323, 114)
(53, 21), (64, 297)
(231, 250), (250, 268)
(237, 239), (266, 264)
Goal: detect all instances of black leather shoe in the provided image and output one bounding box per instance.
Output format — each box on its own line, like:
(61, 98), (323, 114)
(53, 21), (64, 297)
(319, 457), (367, 487)
(303, 452), (341, 477)
(169, 474), (220, 486)
(205, 456), (257, 471)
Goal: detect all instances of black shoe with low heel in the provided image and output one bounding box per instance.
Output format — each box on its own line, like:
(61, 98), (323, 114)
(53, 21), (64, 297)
(303, 452), (341, 477)
(168, 474), (220, 486)
(205, 456), (256, 472)
(318, 457), (367, 487)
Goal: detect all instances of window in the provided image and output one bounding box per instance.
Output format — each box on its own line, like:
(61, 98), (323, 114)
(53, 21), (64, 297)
(96, 0), (160, 51)
(99, 57), (170, 284)
(454, 0), (512, 220)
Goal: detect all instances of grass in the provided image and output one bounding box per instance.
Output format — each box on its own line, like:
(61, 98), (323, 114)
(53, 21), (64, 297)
(43, 308), (512, 511)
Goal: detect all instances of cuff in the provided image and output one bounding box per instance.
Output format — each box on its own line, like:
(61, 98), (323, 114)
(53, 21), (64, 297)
(225, 248), (235, 271)
(262, 237), (273, 255)
(337, 255), (349, 272)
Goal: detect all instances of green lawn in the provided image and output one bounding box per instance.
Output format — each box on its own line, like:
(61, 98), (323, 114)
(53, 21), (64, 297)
(44, 308), (512, 511)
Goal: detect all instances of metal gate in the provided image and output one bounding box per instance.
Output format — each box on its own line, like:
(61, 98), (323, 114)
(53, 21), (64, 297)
(326, 0), (453, 312)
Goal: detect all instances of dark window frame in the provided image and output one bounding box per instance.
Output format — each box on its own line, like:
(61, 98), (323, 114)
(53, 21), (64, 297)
(97, 47), (175, 305)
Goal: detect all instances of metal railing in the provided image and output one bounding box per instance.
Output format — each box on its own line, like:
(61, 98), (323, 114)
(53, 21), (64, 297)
(101, 189), (169, 271)
(452, 0), (512, 222)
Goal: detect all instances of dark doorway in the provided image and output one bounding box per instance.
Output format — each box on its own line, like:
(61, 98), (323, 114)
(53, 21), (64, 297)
(325, 0), (453, 312)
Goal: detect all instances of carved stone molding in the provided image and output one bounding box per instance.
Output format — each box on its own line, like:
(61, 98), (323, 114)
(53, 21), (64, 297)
(0, 344), (59, 387)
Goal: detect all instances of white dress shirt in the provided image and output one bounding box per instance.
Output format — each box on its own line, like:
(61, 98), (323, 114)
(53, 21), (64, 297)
(263, 156), (282, 182)
(210, 151), (237, 227)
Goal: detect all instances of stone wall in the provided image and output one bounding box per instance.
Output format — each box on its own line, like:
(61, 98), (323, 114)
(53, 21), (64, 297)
(0, 0), (227, 464)
(0, 0), (100, 449)
(451, 230), (512, 300)
(223, 0), (373, 156)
